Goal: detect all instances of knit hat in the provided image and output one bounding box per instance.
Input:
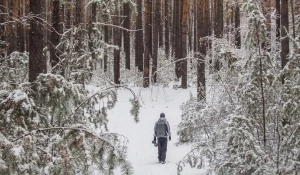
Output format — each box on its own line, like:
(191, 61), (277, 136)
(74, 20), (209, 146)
(160, 113), (165, 118)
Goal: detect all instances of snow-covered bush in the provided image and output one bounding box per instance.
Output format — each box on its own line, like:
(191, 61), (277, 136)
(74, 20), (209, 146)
(177, 0), (300, 174)
(119, 48), (176, 87)
(156, 49), (177, 87)
(0, 74), (138, 175)
(0, 51), (29, 88)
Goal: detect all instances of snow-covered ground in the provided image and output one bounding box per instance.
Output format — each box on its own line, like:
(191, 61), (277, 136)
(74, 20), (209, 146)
(103, 84), (207, 175)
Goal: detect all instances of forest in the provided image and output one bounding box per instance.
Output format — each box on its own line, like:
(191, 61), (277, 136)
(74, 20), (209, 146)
(0, 0), (300, 174)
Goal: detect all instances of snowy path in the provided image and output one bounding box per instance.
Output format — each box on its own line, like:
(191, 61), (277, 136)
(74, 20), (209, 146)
(105, 85), (207, 175)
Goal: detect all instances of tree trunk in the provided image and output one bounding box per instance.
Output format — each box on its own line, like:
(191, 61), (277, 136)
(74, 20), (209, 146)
(149, 0), (153, 58)
(47, 0), (53, 54)
(29, 0), (47, 82)
(174, 0), (182, 79)
(276, 0), (280, 40)
(24, 0), (29, 52)
(88, 2), (96, 66)
(171, 0), (176, 57)
(290, 0), (295, 39)
(225, 1), (229, 41)
(213, 0), (223, 71)
(113, 2), (121, 84)
(123, 2), (131, 70)
(197, 0), (209, 101)
(165, 0), (169, 59)
(181, 0), (189, 89)
(18, 0), (25, 52)
(135, 0), (144, 71)
(234, 4), (241, 49)
(0, 0), (5, 56)
(66, 0), (72, 30)
(75, 0), (83, 53)
(6, 0), (17, 54)
(159, 0), (163, 48)
(152, 0), (160, 83)
(261, 0), (271, 50)
(193, 0), (197, 53)
(144, 0), (151, 88)
(59, 1), (64, 33)
(188, 3), (193, 53)
(281, 0), (289, 84)
(104, 12), (109, 72)
(50, 0), (61, 71)
(214, 0), (223, 38)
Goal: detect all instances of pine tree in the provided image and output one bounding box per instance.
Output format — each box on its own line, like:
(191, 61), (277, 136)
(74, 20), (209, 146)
(174, 0), (182, 79)
(144, 0), (151, 88)
(123, 2), (131, 70)
(276, 0), (280, 40)
(164, 0), (170, 59)
(214, 0), (223, 71)
(29, 0), (46, 82)
(197, 0), (209, 101)
(104, 11), (109, 72)
(152, 0), (160, 83)
(281, 0), (289, 84)
(135, 0), (144, 71)
(234, 3), (241, 48)
(0, 0), (5, 57)
(50, 0), (61, 72)
(181, 0), (189, 89)
(113, 1), (121, 84)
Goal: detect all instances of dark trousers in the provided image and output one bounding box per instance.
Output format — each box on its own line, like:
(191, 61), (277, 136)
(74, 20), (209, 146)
(157, 138), (168, 161)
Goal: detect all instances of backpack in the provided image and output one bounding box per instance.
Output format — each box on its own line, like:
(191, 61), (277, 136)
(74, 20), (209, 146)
(156, 121), (168, 137)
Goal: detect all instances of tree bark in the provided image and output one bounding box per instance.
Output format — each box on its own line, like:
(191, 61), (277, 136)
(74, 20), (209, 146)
(123, 2), (131, 70)
(152, 0), (160, 83)
(290, 0), (295, 39)
(234, 4), (241, 49)
(66, 0), (72, 30)
(0, 0), (5, 56)
(174, 0), (182, 79)
(181, 0), (189, 89)
(75, 0), (83, 53)
(171, 0), (176, 56)
(193, 0), (197, 53)
(6, 0), (17, 54)
(113, 2), (121, 84)
(261, 0), (271, 50)
(103, 12), (109, 72)
(144, 0), (151, 87)
(135, 0), (144, 71)
(159, 0), (163, 48)
(281, 0), (289, 84)
(276, 0), (280, 41)
(165, 0), (169, 59)
(213, 0), (223, 71)
(149, 0), (153, 58)
(18, 0), (25, 52)
(59, 0), (64, 34)
(88, 2), (96, 65)
(24, 0), (29, 52)
(214, 0), (223, 38)
(47, 0), (53, 54)
(29, 0), (47, 82)
(50, 0), (61, 71)
(197, 0), (209, 101)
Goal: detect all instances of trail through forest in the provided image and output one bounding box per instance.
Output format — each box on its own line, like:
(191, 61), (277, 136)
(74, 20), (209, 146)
(99, 84), (207, 175)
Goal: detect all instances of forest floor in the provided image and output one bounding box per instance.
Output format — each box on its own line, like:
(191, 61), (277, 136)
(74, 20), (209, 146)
(90, 83), (207, 175)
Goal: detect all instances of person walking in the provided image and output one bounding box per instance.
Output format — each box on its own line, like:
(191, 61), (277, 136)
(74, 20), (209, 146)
(152, 113), (171, 164)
